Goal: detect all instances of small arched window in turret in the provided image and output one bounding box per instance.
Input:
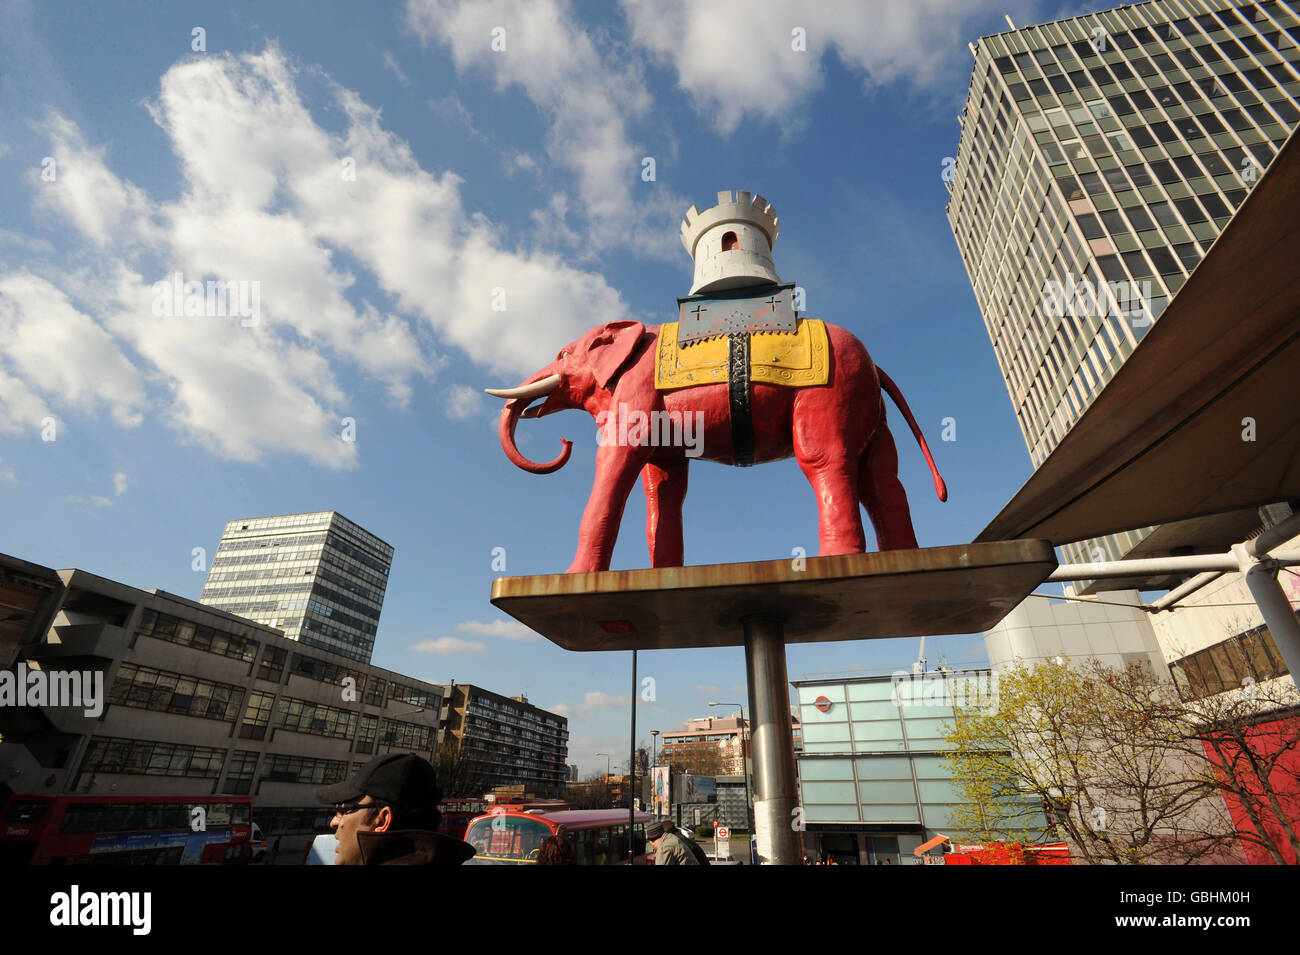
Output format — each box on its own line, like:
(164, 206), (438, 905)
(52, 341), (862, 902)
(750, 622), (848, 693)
(721, 231), (739, 251)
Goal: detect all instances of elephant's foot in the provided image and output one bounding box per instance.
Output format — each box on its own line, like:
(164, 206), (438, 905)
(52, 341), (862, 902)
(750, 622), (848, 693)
(817, 539), (867, 558)
(566, 546), (610, 574)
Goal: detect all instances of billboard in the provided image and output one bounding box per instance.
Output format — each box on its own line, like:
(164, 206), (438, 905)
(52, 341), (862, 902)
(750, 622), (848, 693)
(651, 765), (670, 816)
(673, 773), (716, 804)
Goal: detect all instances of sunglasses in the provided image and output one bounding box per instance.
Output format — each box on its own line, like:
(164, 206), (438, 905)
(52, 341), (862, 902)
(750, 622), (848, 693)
(332, 800), (390, 816)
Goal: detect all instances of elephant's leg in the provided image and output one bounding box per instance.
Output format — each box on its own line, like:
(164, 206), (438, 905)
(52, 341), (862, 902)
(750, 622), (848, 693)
(568, 442), (654, 573)
(642, 457), (689, 567)
(858, 411), (919, 551)
(793, 416), (867, 556)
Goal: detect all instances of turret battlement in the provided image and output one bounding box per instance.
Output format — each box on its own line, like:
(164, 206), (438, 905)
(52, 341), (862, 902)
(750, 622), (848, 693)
(680, 190), (780, 259)
(680, 190), (782, 296)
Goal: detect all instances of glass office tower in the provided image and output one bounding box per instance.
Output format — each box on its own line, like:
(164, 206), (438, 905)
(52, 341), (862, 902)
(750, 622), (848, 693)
(946, 1), (1298, 580)
(200, 511), (393, 663)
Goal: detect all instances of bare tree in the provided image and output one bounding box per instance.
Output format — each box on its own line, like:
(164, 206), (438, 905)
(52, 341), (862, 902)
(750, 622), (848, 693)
(566, 774), (614, 810)
(432, 737), (491, 798)
(662, 742), (729, 778)
(946, 658), (1241, 864)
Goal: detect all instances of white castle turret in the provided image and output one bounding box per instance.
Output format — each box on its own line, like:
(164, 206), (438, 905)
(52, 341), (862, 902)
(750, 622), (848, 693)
(681, 190), (781, 296)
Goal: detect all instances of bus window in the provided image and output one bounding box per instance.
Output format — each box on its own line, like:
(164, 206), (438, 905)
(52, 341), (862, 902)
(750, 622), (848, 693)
(60, 804), (107, 834)
(232, 803), (250, 826)
(569, 829), (595, 865)
(5, 800), (50, 823)
(595, 827), (610, 865)
(634, 823), (647, 857)
(607, 826), (628, 863)
(105, 804), (147, 832)
(463, 815), (551, 863)
(208, 802), (232, 826)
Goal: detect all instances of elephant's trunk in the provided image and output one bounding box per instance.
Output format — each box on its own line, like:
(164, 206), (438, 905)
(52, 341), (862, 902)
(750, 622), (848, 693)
(494, 374), (572, 474)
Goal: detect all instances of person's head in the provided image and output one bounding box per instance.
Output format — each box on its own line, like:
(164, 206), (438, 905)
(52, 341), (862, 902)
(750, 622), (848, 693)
(646, 818), (669, 848)
(316, 753), (443, 865)
(536, 835), (576, 865)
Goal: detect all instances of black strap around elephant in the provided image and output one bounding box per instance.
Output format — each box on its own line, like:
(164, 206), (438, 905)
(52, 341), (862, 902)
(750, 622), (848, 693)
(728, 332), (755, 467)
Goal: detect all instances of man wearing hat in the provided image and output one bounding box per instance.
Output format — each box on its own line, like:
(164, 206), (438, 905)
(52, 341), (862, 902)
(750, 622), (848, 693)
(646, 817), (698, 866)
(317, 753), (476, 865)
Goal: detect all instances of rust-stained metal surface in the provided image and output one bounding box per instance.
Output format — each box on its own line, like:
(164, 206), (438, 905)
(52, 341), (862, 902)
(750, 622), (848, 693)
(490, 540), (1057, 651)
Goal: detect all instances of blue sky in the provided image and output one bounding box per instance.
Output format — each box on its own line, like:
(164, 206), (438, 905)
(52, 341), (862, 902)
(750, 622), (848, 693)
(0, 0), (1099, 777)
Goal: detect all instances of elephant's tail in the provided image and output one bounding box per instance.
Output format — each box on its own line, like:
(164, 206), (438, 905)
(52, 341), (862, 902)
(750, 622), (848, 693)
(877, 368), (948, 502)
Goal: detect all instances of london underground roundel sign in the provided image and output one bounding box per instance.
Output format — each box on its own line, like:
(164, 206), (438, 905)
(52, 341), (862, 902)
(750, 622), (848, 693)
(814, 696), (832, 712)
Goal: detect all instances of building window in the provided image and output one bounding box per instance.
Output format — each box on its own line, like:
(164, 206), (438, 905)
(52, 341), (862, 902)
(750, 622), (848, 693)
(1170, 625), (1292, 701)
(222, 750), (260, 795)
(78, 736), (226, 779)
(109, 663), (244, 722)
(261, 754), (349, 786)
(239, 691), (275, 740)
(257, 646), (287, 683)
(135, 608), (257, 663)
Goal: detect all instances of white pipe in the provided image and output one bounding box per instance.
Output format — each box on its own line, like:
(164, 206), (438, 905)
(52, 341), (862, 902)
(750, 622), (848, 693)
(1149, 571), (1226, 612)
(1246, 509), (1300, 559)
(1048, 549), (1300, 582)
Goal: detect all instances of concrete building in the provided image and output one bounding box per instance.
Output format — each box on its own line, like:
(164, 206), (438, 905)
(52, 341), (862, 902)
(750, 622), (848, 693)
(441, 684), (568, 797)
(199, 511), (393, 664)
(793, 672), (1047, 865)
(947, 0), (1299, 590)
(983, 589), (1170, 674)
(661, 712), (802, 775)
(567, 763), (579, 782)
(0, 555), (444, 861)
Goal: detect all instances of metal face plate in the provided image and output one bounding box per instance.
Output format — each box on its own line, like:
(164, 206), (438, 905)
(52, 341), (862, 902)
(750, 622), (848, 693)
(677, 284), (796, 345)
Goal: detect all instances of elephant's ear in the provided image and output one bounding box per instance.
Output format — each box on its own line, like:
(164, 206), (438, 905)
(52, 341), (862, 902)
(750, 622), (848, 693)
(588, 320), (647, 391)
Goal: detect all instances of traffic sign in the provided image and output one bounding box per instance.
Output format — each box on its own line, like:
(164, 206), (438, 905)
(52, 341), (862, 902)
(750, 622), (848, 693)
(814, 696), (832, 712)
(716, 826), (729, 841)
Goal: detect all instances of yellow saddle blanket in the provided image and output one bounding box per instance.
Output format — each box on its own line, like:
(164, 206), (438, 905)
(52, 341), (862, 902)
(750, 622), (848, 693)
(654, 319), (829, 390)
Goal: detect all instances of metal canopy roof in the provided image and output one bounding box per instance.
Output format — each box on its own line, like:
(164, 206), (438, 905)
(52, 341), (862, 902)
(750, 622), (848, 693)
(976, 133), (1300, 560)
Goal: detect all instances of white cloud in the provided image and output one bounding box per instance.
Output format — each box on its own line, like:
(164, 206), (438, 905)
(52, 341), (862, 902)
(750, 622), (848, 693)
(382, 50), (411, 86)
(411, 636), (488, 653)
(63, 493), (113, 507)
(405, 0), (686, 261)
(548, 691), (631, 718)
(0, 458), (15, 483)
(31, 113), (161, 249)
(112, 471), (127, 496)
(622, 0), (1017, 133)
(456, 618), (541, 641)
(1, 45), (630, 463)
(0, 272), (146, 430)
(443, 384), (485, 421)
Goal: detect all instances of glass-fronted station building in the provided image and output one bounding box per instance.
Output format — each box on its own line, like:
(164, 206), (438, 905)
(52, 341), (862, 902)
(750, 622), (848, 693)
(794, 673), (1046, 865)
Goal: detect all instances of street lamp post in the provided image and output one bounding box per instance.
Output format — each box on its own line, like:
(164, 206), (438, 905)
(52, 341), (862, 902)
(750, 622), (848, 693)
(709, 702), (754, 844)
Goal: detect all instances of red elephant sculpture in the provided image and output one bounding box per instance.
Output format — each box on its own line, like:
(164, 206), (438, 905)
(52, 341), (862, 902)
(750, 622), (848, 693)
(487, 320), (946, 574)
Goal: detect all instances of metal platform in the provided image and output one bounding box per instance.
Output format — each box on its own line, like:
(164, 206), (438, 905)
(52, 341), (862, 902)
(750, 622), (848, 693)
(490, 540), (1057, 652)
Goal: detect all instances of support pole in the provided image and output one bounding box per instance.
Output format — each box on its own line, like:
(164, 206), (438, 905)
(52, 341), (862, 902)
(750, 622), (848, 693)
(1238, 553), (1300, 692)
(629, 649), (637, 863)
(743, 614), (802, 865)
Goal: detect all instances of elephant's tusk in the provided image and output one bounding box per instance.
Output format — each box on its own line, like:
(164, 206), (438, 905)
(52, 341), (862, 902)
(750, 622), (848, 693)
(485, 374), (562, 401)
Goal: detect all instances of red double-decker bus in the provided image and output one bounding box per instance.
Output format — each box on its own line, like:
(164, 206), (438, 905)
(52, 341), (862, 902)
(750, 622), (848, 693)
(0, 793), (255, 865)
